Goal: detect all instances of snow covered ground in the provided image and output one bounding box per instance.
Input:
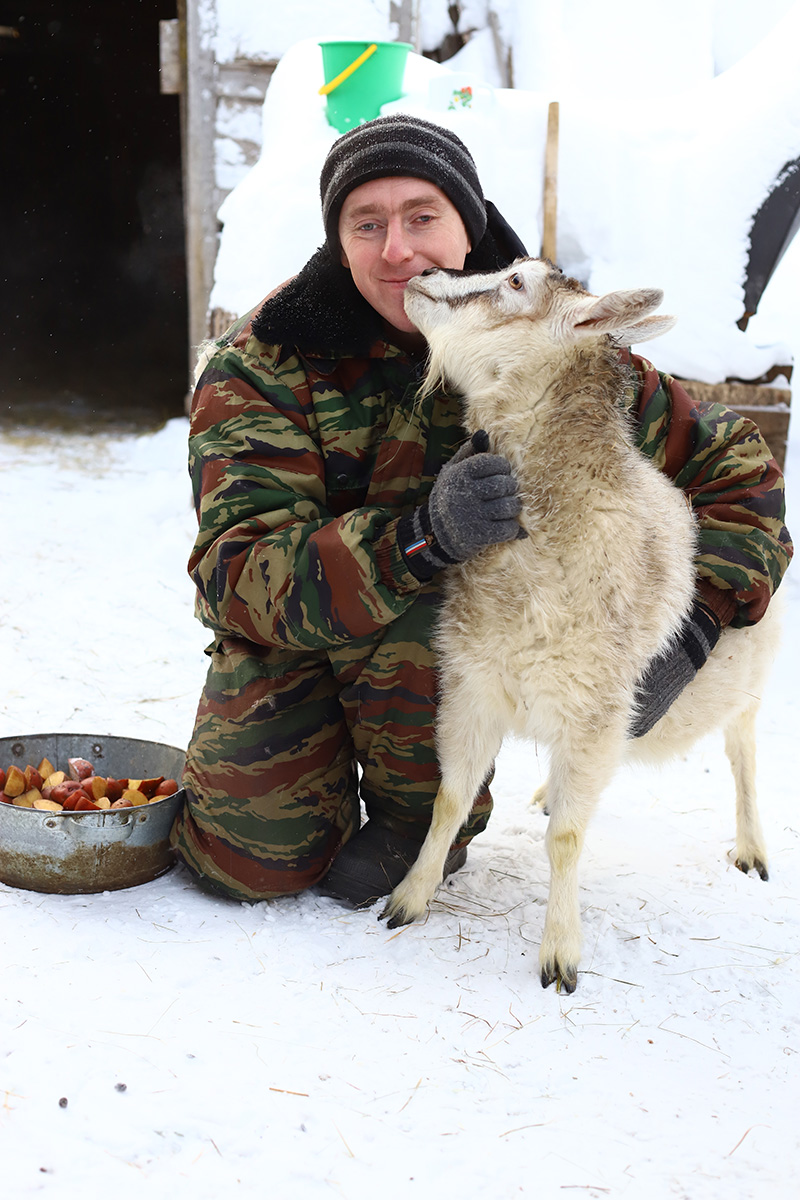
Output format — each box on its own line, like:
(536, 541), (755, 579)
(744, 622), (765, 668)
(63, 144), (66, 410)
(1, 366), (798, 1199)
(2, 5), (799, 1193)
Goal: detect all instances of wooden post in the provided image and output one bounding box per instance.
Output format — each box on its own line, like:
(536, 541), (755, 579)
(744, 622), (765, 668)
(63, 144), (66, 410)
(541, 100), (559, 263)
(158, 19), (182, 95)
(183, 1), (219, 363)
(390, 0), (420, 51)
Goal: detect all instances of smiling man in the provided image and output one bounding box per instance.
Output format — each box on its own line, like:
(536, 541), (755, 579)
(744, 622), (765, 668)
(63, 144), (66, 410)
(171, 115), (791, 909)
(170, 115), (530, 905)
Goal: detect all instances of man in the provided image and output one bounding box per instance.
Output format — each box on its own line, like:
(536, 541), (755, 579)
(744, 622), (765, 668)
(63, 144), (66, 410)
(170, 115), (792, 906)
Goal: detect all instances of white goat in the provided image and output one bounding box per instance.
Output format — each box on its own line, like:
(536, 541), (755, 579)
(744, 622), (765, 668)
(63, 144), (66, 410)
(382, 258), (781, 993)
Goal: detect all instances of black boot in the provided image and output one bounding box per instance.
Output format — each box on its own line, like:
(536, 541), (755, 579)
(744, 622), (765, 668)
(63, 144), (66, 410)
(318, 821), (467, 909)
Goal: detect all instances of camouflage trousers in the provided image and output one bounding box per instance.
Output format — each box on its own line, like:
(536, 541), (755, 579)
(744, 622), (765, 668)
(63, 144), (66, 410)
(170, 590), (493, 901)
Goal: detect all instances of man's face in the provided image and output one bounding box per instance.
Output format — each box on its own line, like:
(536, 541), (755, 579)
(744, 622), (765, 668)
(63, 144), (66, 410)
(338, 176), (472, 341)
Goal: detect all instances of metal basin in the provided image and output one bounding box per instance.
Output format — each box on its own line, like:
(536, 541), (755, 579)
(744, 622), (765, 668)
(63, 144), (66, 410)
(0, 733), (186, 894)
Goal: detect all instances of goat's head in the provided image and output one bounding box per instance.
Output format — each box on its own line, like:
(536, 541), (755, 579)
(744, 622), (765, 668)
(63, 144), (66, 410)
(404, 258), (676, 398)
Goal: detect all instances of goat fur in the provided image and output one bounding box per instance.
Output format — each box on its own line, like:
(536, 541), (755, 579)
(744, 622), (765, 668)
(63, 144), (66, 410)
(382, 258), (781, 993)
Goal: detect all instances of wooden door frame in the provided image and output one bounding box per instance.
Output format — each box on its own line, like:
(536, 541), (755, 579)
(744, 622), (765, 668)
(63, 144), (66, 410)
(178, 0), (218, 367)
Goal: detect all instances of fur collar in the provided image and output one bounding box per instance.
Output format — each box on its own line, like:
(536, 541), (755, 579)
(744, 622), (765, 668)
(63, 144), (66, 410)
(251, 201), (528, 358)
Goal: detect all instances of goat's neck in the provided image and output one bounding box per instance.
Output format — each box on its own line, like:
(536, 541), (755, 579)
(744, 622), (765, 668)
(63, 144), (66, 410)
(463, 341), (632, 480)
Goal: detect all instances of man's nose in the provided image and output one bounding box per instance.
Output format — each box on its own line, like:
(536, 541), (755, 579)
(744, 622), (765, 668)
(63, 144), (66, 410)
(382, 219), (414, 264)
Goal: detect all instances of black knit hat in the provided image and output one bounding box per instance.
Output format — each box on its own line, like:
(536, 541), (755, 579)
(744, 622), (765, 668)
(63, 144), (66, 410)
(320, 114), (487, 256)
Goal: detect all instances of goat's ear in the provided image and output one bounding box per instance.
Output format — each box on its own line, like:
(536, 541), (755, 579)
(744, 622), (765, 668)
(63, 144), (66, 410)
(610, 312), (677, 344)
(569, 288), (666, 337)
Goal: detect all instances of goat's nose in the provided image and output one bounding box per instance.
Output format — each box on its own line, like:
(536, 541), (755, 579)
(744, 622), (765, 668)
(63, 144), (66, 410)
(421, 267), (439, 277)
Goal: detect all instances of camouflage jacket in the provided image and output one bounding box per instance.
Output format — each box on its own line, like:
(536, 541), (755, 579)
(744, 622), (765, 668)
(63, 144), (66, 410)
(188, 252), (792, 654)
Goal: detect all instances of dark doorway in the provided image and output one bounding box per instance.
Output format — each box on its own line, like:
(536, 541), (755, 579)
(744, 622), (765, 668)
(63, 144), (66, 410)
(1, 3), (188, 429)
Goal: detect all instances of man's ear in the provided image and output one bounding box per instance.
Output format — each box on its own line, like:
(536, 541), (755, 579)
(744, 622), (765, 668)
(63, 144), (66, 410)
(340, 249), (350, 269)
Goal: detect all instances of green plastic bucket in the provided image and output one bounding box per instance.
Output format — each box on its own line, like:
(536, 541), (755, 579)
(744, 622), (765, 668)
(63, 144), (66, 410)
(320, 40), (412, 133)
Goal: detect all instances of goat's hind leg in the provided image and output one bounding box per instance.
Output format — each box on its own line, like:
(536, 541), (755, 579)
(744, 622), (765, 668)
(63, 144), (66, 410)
(382, 710), (503, 929)
(531, 779), (550, 813)
(725, 704), (768, 881)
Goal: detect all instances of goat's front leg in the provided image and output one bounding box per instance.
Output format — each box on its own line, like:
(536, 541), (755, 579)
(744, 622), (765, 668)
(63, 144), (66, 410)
(382, 701), (503, 928)
(539, 735), (622, 992)
(381, 779), (475, 927)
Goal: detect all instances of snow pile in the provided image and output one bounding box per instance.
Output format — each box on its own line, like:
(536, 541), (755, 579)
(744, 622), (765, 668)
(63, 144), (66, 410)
(0, 411), (798, 1197)
(508, 0), (716, 96)
(211, 4), (800, 383)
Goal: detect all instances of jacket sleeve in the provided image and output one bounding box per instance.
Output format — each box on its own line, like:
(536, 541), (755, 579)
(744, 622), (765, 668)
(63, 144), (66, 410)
(624, 351), (793, 627)
(187, 340), (425, 651)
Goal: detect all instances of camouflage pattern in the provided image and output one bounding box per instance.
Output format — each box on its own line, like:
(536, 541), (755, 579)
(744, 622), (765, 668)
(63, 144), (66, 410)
(621, 350), (792, 627)
(171, 312), (791, 902)
(171, 319), (493, 900)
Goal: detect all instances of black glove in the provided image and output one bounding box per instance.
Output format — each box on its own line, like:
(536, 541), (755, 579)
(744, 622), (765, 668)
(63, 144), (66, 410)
(629, 600), (721, 738)
(398, 430), (526, 581)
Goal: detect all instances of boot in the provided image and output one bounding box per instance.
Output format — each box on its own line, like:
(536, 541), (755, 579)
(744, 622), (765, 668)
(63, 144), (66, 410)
(318, 820), (467, 909)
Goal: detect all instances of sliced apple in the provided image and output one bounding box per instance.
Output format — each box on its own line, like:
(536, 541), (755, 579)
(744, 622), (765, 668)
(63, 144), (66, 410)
(4, 765), (25, 797)
(13, 789), (40, 808)
(106, 777), (127, 802)
(82, 776), (108, 801)
(135, 776), (164, 799)
(24, 765), (44, 791)
(37, 757), (56, 780)
(155, 778), (179, 797)
(122, 788), (149, 807)
(62, 789), (90, 811)
(50, 780), (81, 804)
(73, 794), (100, 811)
(67, 758), (94, 782)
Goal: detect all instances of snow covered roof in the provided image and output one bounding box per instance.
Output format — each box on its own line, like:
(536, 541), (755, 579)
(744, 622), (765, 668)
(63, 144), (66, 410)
(210, 9), (800, 384)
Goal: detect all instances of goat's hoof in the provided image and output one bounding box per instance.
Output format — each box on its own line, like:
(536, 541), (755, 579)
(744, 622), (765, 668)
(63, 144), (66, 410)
(540, 958), (578, 994)
(380, 904), (413, 930)
(736, 855), (769, 882)
(530, 783), (550, 814)
(380, 891), (422, 929)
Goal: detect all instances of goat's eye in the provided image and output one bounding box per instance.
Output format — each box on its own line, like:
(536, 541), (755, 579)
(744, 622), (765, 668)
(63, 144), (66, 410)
(508, 273), (524, 291)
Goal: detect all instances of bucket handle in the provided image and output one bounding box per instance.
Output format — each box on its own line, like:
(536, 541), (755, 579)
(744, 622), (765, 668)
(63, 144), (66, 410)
(319, 43), (378, 96)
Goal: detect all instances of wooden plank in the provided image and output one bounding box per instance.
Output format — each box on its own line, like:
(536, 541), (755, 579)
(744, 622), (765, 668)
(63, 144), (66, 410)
(184, 3), (219, 357)
(540, 101), (559, 263)
(679, 378), (792, 472)
(390, 1), (419, 51)
(209, 308), (237, 338)
(159, 19), (182, 95)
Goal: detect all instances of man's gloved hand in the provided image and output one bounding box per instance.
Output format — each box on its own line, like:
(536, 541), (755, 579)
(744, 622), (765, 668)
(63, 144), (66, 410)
(629, 600), (721, 738)
(398, 430), (526, 580)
